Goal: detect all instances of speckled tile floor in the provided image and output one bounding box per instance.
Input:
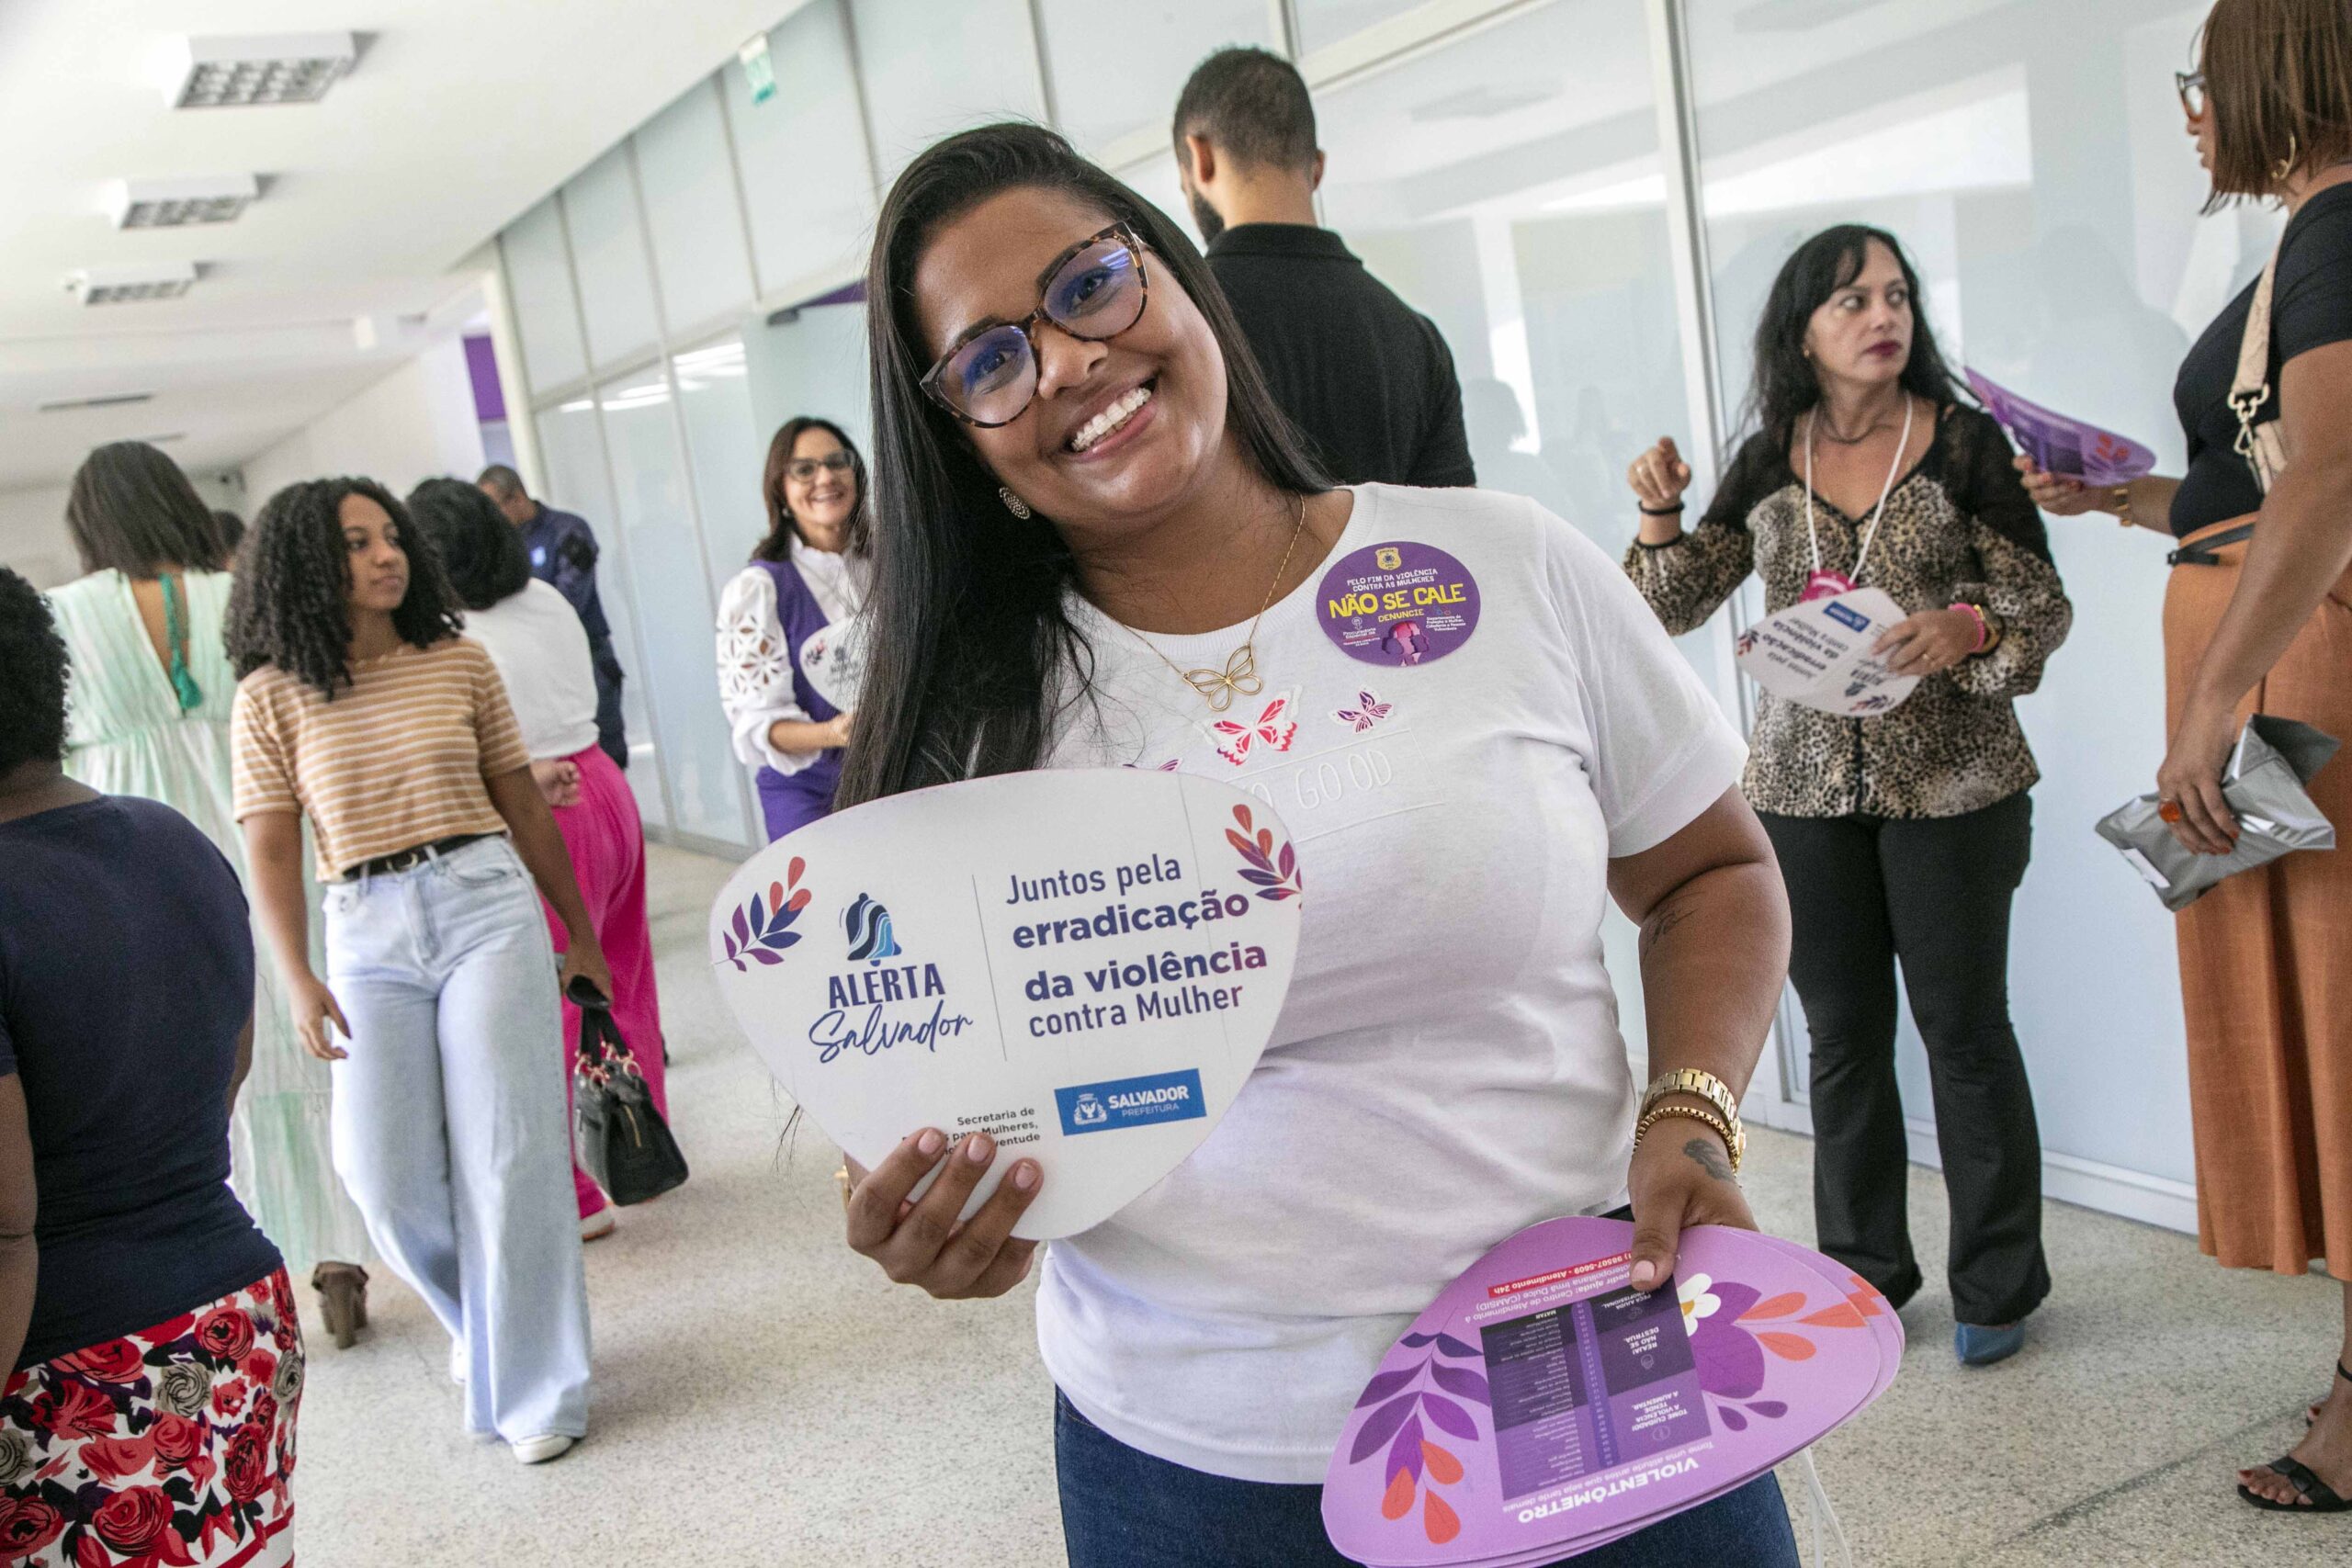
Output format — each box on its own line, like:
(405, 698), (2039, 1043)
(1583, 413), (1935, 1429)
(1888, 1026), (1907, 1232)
(293, 844), (2352, 1566)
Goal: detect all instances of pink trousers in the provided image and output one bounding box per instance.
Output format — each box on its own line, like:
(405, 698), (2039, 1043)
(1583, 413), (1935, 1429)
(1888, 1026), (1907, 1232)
(542, 744), (671, 1218)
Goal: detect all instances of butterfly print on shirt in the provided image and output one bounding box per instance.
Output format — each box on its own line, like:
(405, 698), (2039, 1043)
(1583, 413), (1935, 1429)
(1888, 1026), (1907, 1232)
(1204, 690), (1298, 767)
(1332, 690), (1393, 733)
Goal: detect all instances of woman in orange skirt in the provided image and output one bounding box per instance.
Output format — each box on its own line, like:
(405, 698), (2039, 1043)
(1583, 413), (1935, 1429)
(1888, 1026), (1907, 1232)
(2021, 0), (2352, 1514)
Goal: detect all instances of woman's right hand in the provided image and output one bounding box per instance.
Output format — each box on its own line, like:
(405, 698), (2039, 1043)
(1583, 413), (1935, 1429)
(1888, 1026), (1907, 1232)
(2012, 455), (2109, 516)
(845, 1128), (1042, 1299)
(290, 974), (351, 1062)
(1628, 437), (1693, 513)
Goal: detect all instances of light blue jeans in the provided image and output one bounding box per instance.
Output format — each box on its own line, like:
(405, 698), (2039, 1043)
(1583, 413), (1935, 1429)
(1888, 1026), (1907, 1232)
(323, 836), (591, 1441)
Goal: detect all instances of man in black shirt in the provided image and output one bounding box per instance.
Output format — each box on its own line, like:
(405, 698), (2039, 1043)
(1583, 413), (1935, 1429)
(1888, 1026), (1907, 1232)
(1173, 48), (1475, 490)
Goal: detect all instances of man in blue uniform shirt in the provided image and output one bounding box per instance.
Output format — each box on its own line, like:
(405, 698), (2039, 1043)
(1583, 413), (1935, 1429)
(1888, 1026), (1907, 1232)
(478, 464), (628, 770)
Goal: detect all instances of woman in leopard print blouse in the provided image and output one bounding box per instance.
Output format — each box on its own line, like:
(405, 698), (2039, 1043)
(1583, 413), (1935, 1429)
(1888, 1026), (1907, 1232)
(1623, 225), (2072, 1369)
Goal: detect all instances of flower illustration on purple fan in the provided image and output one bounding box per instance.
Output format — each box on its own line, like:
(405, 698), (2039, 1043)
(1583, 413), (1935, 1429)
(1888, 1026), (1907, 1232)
(720, 857), (810, 972)
(1346, 1330), (1485, 1545)
(1681, 1275), (1870, 1431)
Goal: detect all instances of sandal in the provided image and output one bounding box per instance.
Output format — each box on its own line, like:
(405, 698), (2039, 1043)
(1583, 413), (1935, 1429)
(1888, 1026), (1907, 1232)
(2239, 1360), (2352, 1512)
(311, 1263), (370, 1350)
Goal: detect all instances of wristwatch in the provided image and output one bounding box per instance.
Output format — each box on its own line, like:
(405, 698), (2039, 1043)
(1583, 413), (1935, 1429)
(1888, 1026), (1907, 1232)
(1640, 1068), (1747, 1172)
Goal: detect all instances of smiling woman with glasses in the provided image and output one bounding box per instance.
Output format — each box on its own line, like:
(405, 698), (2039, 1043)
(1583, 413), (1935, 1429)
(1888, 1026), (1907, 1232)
(821, 120), (1806, 1568)
(714, 415), (876, 841)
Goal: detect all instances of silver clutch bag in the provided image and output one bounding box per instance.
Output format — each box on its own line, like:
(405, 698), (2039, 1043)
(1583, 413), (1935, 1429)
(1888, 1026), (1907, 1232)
(2096, 716), (2338, 912)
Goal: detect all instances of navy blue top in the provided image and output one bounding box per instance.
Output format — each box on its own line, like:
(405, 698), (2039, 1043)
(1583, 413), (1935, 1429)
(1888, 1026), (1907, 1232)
(0, 795), (281, 1365)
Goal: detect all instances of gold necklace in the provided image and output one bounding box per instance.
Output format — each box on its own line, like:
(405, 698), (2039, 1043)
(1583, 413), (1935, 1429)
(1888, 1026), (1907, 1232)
(1120, 492), (1306, 712)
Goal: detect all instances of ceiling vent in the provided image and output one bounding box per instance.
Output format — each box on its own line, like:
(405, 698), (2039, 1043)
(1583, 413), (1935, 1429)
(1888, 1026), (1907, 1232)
(164, 33), (356, 108)
(106, 175), (260, 229)
(37, 392), (155, 413)
(68, 263), (199, 305)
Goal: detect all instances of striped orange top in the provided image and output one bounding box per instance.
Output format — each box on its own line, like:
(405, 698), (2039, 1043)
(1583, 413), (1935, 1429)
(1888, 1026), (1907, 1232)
(231, 637), (532, 881)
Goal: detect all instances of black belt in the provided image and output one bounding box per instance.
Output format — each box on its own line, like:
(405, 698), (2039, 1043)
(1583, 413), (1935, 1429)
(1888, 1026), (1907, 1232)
(2167, 523), (2255, 568)
(341, 832), (497, 882)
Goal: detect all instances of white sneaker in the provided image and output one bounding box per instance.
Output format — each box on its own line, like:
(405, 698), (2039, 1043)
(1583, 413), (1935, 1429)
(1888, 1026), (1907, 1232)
(511, 1434), (576, 1466)
(580, 1209), (616, 1243)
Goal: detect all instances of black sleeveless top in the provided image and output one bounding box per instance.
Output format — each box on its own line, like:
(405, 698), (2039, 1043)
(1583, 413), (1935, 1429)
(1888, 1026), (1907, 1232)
(2172, 183), (2352, 536)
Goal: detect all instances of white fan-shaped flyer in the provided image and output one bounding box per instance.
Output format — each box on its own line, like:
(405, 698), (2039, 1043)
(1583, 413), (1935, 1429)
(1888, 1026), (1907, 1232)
(708, 768), (1306, 1238)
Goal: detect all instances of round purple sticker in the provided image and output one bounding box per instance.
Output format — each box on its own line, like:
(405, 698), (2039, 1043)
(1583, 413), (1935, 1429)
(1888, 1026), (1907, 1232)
(1314, 540), (1481, 667)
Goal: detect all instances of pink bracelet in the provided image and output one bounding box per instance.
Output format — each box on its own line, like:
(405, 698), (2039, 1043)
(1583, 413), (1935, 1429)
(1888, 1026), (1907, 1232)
(1951, 602), (1990, 654)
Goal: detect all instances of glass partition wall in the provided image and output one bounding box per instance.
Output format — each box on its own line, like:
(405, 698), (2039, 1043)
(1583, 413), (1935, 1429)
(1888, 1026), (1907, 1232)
(494, 0), (2238, 1227)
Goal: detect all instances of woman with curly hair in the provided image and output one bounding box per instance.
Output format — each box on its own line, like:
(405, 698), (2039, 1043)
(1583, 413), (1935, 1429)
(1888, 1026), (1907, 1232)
(407, 476), (672, 1243)
(227, 478), (607, 1464)
(45, 439), (374, 1351)
(0, 565), (303, 1567)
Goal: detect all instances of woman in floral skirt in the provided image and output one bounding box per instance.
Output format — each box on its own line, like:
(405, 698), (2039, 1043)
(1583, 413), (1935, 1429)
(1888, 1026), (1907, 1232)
(0, 567), (301, 1566)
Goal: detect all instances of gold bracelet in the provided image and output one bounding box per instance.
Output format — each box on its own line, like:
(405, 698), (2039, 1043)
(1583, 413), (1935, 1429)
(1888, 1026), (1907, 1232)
(1634, 1106), (1742, 1174)
(2112, 484), (2133, 528)
(1641, 1067), (1738, 1123)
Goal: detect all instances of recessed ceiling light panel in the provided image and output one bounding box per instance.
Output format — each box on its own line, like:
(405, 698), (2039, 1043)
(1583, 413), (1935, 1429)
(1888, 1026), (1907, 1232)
(68, 263), (199, 306)
(107, 175), (260, 229)
(165, 33), (356, 108)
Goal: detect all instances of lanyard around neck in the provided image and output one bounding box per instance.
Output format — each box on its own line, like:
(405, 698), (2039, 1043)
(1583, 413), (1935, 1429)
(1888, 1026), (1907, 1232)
(1803, 393), (1915, 586)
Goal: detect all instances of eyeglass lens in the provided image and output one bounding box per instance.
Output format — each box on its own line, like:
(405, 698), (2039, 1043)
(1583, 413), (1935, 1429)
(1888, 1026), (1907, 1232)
(2177, 71), (2205, 116)
(935, 234), (1146, 425)
(786, 453), (854, 481)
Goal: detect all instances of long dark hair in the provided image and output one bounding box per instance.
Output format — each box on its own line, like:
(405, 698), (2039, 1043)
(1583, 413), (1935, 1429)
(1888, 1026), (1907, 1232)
(64, 440), (222, 578)
(1741, 225), (1963, 450)
(407, 477), (532, 611)
(837, 122), (1325, 808)
(226, 477), (463, 699)
(756, 417), (872, 562)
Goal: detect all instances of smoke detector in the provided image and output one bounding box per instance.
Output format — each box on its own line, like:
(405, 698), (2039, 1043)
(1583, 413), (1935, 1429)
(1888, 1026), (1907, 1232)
(106, 175), (260, 230)
(164, 33), (356, 108)
(67, 263), (199, 305)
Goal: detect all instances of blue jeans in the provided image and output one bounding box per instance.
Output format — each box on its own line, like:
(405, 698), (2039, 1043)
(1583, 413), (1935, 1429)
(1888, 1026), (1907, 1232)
(323, 837), (592, 1442)
(1055, 1391), (1799, 1568)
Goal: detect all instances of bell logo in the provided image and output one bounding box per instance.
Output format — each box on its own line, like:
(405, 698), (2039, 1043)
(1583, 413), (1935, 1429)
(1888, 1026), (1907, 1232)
(1375, 547), (1402, 570)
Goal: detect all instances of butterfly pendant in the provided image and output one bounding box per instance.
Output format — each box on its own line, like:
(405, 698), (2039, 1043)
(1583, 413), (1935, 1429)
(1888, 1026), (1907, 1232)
(1207, 693), (1298, 766)
(1333, 690), (1392, 732)
(1181, 644), (1265, 712)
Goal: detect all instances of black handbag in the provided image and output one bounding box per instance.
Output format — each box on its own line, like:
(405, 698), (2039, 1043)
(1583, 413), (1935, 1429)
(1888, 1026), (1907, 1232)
(571, 983), (688, 1206)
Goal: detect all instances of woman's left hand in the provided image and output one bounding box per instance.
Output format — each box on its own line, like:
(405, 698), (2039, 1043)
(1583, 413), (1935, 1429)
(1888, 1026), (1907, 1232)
(1628, 1115), (1757, 1292)
(560, 931), (616, 1006)
(1873, 607), (1981, 675)
(2156, 693), (2242, 855)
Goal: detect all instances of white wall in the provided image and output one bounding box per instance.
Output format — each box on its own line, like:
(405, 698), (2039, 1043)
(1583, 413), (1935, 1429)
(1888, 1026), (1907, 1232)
(239, 334), (488, 511)
(0, 486), (74, 589)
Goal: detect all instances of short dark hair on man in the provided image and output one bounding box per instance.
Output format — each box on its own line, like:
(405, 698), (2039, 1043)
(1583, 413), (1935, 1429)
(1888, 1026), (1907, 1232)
(1172, 47), (1317, 175)
(0, 566), (71, 772)
(408, 477), (532, 611)
(477, 463), (526, 502)
(211, 510), (244, 560)
(64, 440), (223, 578)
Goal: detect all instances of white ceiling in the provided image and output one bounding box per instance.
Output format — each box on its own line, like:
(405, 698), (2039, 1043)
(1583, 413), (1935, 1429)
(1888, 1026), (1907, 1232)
(0, 0), (797, 491)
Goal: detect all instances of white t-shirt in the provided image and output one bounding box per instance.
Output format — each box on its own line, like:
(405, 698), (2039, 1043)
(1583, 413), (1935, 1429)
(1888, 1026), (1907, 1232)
(458, 580), (600, 761)
(1035, 484), (1746, 1483)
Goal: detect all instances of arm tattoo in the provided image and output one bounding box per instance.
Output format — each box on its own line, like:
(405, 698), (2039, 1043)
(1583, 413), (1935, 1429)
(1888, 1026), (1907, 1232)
(1639, 894), (1700, 958)
(1683, 1137), (1735, 1183)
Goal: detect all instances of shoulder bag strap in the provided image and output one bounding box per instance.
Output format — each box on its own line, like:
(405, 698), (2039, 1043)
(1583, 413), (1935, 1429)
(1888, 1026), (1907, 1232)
(2232, 246), (2290, 494)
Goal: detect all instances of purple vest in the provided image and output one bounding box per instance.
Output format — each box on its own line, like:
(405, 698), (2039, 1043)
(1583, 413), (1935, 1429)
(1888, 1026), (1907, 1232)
(752, 557), (843, 841)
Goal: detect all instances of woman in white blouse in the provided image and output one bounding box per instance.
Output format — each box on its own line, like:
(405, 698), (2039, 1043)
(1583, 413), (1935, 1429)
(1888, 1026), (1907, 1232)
(408, 478), (671, 1244)
(715, 417), (874, 840)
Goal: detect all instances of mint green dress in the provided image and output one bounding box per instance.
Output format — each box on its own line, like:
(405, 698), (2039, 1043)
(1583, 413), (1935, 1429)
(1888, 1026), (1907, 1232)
(47, 570), (370, 1276)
